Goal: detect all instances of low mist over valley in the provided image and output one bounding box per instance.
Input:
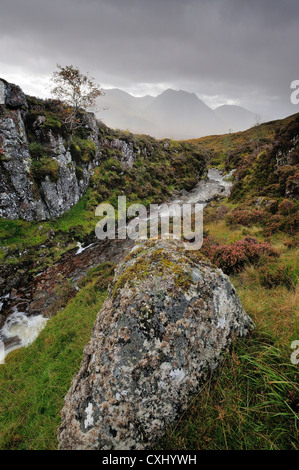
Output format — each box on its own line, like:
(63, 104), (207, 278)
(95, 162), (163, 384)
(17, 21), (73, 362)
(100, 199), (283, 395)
(98, 88), (266, 139)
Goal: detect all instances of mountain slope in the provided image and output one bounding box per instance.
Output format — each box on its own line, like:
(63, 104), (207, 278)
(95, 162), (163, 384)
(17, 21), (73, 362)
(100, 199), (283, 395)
(214, 104), (263, 133)
(145, 89), (222, 139)
(97, 88), (270, 139)
(98, 88), (154, 134)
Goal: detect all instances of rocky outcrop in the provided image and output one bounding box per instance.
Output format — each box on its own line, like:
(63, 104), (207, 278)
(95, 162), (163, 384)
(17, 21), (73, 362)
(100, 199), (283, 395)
(0, 79), (99, 220)
(58, 239), (253, 450)
(0, 103), (44, 220)
(0, 78), (28, 108)
(110, 139), (135, 167)
(0, 79), (151, 221)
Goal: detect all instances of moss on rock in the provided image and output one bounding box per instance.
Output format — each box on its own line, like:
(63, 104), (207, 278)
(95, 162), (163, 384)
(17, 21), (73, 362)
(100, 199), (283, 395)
(59, 239), (253, 450)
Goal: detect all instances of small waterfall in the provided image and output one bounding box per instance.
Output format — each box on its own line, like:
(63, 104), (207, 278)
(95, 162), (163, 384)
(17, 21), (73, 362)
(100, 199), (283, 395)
(0, 310), (48, 358)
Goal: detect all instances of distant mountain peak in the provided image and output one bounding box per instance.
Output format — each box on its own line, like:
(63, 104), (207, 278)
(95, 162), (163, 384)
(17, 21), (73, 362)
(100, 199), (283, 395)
(159, 88), (198, 99)
(98, 87), (271, 139)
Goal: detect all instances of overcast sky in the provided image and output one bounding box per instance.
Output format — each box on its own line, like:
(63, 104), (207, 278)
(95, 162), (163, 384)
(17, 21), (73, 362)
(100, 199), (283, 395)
(0, 0), (298, 118)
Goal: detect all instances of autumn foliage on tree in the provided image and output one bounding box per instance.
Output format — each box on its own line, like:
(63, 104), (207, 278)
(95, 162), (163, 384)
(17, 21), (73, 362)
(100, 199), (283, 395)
(51, 64), (103, 132)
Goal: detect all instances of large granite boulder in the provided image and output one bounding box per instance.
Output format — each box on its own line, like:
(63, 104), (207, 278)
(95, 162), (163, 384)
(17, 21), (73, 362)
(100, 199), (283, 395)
(59, 239), (253, 450)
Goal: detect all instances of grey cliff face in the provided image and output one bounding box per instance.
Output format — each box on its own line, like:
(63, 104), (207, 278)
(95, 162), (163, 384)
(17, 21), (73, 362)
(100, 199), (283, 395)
(0, 79), (142, 221)
(0, 79), (99, 221)
(58, 239), (253, 450)
(0, 105), (45, 220)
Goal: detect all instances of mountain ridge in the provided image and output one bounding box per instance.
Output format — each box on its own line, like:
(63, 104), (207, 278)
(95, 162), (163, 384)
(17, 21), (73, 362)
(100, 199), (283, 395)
(97, 87), (268, 139)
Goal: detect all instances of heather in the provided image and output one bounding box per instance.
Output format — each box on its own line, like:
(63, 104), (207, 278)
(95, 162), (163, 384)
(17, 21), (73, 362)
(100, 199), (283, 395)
(201, 236), (278, 274)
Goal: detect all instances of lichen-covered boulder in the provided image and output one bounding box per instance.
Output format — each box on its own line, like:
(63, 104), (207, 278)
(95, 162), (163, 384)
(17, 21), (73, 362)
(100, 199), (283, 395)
(58, 240), (253, 450)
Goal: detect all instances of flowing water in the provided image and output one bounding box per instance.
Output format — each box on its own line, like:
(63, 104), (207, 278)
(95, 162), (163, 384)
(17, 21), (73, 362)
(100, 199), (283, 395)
(0, 168), (234, 358)
(0, 309), (48, 357)
(171, 168), (234, 206)
(137, 168), (234, 227)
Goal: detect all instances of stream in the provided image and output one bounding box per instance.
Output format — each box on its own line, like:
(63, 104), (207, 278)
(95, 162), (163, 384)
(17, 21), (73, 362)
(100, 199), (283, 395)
(0, 168), (234, 358)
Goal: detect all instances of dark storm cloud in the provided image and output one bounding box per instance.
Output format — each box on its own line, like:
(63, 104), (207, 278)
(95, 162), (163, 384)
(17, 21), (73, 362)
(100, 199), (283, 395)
(0, 0), (298, 116)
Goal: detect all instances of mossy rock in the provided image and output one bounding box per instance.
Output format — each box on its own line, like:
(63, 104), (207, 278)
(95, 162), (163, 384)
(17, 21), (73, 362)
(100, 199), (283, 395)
(70, 139), (96, 164)
(112, 239), (213, 299)
(30, 156), (60, 183)
(42, 114), (62, 134)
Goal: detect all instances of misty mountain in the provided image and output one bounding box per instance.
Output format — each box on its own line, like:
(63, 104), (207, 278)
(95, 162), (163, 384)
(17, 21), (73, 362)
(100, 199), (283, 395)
(97, 88), (267, 139)
(214, 105), (262, 134)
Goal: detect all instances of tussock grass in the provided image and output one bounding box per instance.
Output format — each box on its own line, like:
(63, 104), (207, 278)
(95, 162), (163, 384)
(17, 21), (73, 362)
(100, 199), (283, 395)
(159, 335), (298, 450)
(204, 219), (264, 245)
(233, 275), (298, 348)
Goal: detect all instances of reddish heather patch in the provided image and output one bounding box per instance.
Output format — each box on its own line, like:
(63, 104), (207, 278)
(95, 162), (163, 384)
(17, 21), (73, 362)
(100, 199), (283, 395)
(201, 236), (278, 274)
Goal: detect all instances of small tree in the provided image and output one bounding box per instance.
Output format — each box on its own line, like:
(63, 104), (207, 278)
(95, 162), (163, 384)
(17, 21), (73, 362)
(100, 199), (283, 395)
(51, 64), (103, 133)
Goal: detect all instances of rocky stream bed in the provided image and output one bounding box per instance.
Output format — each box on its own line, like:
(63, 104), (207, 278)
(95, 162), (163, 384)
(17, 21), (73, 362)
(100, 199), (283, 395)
(0, 169), (233, 357)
